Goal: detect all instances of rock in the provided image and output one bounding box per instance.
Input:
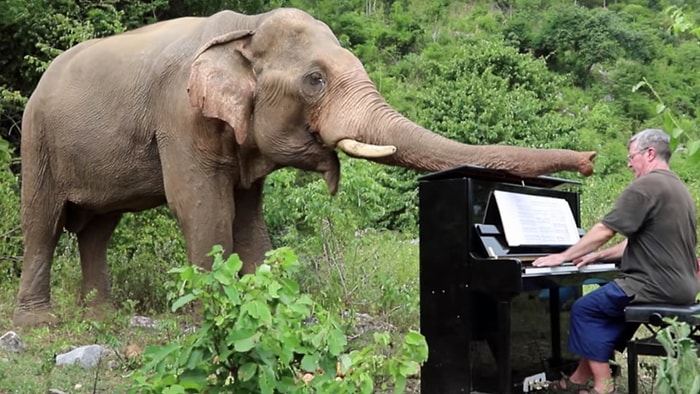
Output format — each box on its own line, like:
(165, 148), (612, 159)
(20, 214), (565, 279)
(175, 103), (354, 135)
(47, 390), (68, 394)
(129, 315), (158, 329)
(55, 345), (108, 369)
(0, 331), (26, 353)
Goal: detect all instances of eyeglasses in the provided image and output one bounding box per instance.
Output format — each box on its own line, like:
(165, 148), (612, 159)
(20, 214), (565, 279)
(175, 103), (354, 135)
(627, 148), (648, 161)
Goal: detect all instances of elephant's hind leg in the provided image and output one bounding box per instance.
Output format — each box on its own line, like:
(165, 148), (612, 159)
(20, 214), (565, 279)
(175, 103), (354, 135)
(14, 203), (65, 327)
(76, 212), (122, 318)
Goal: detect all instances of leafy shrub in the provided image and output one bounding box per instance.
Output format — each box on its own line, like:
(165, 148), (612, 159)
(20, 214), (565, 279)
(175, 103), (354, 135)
(264, 157), (419, 251)
(129, 246), (427, 394)
(654, 318), (700, 394)
(397, 38), (586, 150)
(0, 142), (21, 278)
(109, 208), (187, 313)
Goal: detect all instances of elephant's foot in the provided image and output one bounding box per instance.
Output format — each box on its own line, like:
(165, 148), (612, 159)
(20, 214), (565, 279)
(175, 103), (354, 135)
(13, 307), (60, 327)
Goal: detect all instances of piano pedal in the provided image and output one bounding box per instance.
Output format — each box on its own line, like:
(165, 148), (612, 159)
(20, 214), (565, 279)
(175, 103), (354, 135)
(522, 372), (547, 392)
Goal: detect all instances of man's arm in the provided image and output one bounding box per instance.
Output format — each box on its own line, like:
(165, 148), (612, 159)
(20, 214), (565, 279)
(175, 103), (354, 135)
(532, 222), (617, 267)
(573, 239), (627, 266)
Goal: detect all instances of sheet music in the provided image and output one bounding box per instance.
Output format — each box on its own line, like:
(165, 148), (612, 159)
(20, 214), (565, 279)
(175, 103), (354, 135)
(493, 190), (580, 247)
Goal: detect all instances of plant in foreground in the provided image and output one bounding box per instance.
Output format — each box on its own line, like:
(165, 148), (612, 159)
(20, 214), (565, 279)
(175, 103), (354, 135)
(654, 318), (700, 394)
(129, 246), (427, 393)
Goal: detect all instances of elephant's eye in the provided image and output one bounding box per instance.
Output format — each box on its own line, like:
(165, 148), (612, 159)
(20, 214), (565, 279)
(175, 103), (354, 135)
(301, 71), (325, 101)
(305, 72), (325, 88)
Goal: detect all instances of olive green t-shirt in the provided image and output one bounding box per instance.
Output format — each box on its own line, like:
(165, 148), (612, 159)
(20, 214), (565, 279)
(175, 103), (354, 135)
(602, 169), (699, 304)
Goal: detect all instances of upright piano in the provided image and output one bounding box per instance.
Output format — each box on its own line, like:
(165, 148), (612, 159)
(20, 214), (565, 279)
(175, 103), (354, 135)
(418, 165), (618, 394)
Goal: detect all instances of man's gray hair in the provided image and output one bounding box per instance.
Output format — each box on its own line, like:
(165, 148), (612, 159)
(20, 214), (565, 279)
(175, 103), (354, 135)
(629, 128), (672, 162)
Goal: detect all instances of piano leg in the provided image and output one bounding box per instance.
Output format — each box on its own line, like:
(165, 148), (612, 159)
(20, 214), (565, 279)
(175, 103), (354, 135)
(549, 288), (563, 366)
(497, 298), (512, 394)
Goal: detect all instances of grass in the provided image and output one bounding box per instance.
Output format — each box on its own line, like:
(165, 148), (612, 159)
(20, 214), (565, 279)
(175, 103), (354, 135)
(0, 286), (144, 394)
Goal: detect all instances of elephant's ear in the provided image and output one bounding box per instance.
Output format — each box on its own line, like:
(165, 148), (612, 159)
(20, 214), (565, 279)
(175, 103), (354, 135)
(188, 30), (256, 145)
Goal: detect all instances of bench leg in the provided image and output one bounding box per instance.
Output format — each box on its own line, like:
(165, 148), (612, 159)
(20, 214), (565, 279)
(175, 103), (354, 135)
(627, 340), (639, 394)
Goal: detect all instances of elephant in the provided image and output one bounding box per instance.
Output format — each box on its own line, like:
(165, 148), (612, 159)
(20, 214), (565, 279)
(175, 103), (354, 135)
(15, 7), (596, 326)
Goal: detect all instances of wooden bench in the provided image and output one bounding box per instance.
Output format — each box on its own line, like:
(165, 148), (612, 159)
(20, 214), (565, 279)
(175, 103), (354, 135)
(624, 303), (700, 394)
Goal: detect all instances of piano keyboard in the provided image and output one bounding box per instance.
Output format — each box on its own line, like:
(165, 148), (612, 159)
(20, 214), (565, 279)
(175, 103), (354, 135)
(522, 263), (618, 277)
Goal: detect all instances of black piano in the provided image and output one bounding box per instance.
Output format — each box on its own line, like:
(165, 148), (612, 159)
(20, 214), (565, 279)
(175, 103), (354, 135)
(418, 165), (618, 394)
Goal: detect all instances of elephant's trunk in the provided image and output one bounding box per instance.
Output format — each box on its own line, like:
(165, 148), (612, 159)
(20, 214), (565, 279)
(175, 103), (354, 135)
(320, 76), (595, 178)
(363, 117), (595, 177)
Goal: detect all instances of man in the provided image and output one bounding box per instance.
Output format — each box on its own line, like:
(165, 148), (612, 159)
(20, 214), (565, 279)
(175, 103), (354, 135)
(532, 128), (699, 394)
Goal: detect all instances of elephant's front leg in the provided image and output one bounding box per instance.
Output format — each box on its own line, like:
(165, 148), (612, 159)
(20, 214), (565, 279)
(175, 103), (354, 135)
(233, 179), (272, 274)
(162, 161), (236, 270)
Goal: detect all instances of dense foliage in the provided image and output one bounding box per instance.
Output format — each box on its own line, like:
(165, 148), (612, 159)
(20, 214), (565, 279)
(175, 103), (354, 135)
(130, 247), (427, 393)
(655, 318), (700, 393)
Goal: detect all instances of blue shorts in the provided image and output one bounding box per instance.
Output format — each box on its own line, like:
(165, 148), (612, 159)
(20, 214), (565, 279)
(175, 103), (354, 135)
(568, 281), (638, 362)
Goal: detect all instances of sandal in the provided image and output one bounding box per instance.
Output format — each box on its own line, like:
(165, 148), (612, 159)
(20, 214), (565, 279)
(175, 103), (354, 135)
(546, 375), (590, 393)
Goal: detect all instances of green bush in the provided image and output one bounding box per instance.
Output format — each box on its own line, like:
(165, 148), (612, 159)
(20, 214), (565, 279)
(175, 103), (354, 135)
(655, 318), (700, 394)
(129, 246), (428, 394)
(0, 142), (21, 278)
(109, 208), (187, 312)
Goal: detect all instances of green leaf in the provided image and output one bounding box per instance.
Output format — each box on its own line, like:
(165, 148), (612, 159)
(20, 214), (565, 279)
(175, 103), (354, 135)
(327, 329), (348, 356)
(392, 376), (407, 394)
(258, 365), (275, 394)
(223, 285), (241, 304)
(243, 300), (272, 325)
(672, 127), (685, 139)
(143, 342), (181, 371)
(687, 140), (700, 156)
(338, 354), (352, 375)
(689, 375), (700, 394)
(301, 353), (320, 372)
(405, 330), (425, 345)
(399, 360), (420, 376)
(171, 293), (197, 312)
(655, 103), (666, 114)
(238, 362), (257, 382)
(225, 253), (244, 274)
(234, 333), (261, 352)
(186, 348), (204, 370)
(212, 268), (233, 286)
(207, 245), (225, 256)
(267, 280), (282, 298)
(179, 369), (208, 389)
(689, 149), (700, 164)
(162, 385), (186, 394)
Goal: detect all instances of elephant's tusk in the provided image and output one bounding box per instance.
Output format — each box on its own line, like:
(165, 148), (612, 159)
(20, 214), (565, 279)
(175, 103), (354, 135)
(337, 139), (397, 158)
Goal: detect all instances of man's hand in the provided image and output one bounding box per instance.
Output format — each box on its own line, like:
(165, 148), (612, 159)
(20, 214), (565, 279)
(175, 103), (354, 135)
(532, 253), (566, 267)
(573, 252), (599, 268)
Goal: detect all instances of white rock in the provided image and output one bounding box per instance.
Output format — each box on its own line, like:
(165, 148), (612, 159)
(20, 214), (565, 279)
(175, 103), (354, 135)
(129, 315), (158, 329)
(0, 331), (26, 353)
(55, 345), (108, 369)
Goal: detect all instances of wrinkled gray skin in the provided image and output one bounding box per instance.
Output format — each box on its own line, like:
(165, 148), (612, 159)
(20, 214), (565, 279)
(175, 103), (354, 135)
(16, 8), (596, 326)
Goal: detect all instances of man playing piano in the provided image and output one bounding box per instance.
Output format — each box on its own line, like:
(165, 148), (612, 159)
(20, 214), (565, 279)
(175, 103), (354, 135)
(532, 128), (699, 394)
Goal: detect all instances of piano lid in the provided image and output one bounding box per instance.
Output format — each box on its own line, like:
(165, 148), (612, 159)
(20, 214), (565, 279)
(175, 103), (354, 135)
(418, 164), (581, 188)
